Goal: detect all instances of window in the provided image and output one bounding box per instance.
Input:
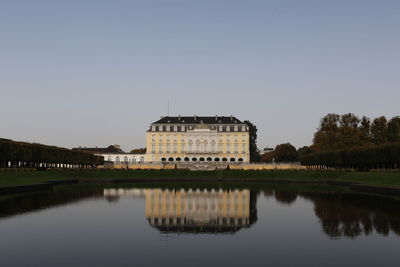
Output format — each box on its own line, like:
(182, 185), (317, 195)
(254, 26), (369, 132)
(166, 126), (170, 131)
(152, 144), (155, 153)
(140, 156), (144, 162)
(242, 126), (246, 131)
(182, 126), (185, 131)
(116, 156), (120, 163)
(152, 126), (156, 131)
(242, 144), (246, 153)
(234, 144), (238, 153)
(174, 126), (178, 131)
(181, 143), (186, 153)
(159, 144), (163, 153)
(226, 144), (231, 153)
(124, 156), (128, 163)
(108, 156), (112, 161)
(234, 126), (238, 131)
(219, 126), (223, 131)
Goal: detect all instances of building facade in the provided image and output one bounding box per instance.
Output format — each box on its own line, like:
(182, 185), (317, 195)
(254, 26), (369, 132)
(73, 145), (145, 164)
(146, 116), (250, 163)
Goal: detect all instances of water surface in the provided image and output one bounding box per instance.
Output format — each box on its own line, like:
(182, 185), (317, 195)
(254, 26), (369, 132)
(1, 184), (399, 266)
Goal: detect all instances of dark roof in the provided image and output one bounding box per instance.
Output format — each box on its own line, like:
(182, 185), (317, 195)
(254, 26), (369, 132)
(152, 116), (244, 124)
(73, 145), (125, 154)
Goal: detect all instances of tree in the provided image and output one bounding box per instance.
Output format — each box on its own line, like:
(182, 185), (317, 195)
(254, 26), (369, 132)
(371, 116), (388, 144)
(297, 146), (311, 157)
(387, 116), (400, 142)
(360, 116), (372, 145)
(312, 113), (341, 152)
(339, 113), (361, 147)
(273, 143), (299, 162)
(244, 120), (260, 162)
(130, 148), (146, 154)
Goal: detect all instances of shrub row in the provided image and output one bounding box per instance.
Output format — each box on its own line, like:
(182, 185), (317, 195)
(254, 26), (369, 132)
(0, 138), (103, 167)
(300, 142), (400, 170)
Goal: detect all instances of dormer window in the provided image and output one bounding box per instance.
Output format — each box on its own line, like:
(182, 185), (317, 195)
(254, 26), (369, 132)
(242, 126), (246, 131)
(151, 126), (156, 131)
(166, 126), (170, 131)
(219, 126), (223, 131)
(173, 126), (178, 131)
(234, 126), (238, 131)
(182, 126), (185, 131)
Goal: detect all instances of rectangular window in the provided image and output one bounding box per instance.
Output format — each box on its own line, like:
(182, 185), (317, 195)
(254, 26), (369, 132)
(242, 144), (246, 153)
(159, 144), (163, 153)
(152, 126), (156, 131)
(234, 126), (238, 131)
(219, 126), (223, 131)
(182, 126), (185, 131)
(166, 126), (170, 131)
(226, 143), (231, 153)
(234, 144), (238, 153)
(174, 126), (178, 131)
(242, 126), (246, 131)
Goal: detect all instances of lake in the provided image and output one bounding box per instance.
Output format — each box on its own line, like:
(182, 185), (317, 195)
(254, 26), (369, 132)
(1, 184), (399, 266)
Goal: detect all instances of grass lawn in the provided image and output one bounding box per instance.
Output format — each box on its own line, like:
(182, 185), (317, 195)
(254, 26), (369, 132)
(0, 169), (400, 189)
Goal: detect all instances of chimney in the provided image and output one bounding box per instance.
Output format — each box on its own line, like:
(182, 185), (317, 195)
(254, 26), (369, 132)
(230, 115), (233, 121)
(178, 115), (181, 120)
(215, 115), (218, 121)
(194, 115), (197, 121)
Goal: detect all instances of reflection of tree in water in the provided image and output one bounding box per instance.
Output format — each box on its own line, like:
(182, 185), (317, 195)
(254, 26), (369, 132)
(266, 189), (400, 238)
(273, 191), (298, 205)
(303, 193), (400, 238)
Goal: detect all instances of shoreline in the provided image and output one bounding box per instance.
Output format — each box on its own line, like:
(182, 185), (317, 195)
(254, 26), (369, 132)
(1, 170), (400, 198)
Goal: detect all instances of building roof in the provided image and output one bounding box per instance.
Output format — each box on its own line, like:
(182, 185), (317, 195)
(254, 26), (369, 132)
(152, 116), (244, 124)
(73, 145), (125, 154)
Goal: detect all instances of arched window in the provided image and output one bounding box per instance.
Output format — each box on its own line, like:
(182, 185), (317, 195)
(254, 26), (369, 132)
(230, 158), (236, 162)
(108, 156), (112, 161)
(140, 156), (144, 163)
(124, 156), (128, 163)
(199, 157), (205, 161)
(184, 157), (190, 161)
(116, 156), (120, 163)
(214, 158), (220, 162)
(207, 157), (212, 161)
(222, 158), (227, 162)
(168, 157), (174, 162)
(238, 158), (243, 162)
(192, 158), (197, 162)
(176, 157), (181, 162)
(161, 158), (167, 162)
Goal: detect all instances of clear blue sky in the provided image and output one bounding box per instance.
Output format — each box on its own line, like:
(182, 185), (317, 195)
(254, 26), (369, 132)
(1, 0), (399, 151)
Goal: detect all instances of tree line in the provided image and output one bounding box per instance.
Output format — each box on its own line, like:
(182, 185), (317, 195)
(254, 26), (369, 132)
(300, 113), (400, 169)
(0, 138), (103, 168)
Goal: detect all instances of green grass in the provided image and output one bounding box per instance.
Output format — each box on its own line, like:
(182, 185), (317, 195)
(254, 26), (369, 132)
(0, 169), (400, 188)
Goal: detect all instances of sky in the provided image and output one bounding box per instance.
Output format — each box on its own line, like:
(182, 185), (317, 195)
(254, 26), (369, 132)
(1, 0), (400, 151)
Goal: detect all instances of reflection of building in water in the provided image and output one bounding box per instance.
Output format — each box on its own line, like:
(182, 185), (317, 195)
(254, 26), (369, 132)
(145, 188), (256, 234)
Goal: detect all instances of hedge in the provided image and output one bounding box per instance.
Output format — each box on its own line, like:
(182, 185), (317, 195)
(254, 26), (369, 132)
(300, 142), (400, 170)
(0, 138), (103, 168)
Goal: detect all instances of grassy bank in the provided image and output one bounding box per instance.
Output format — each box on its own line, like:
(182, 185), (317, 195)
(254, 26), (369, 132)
(0, 169), (400, 188)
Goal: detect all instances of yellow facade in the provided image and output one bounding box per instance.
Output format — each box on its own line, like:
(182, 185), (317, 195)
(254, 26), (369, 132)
(145, 116), (251, 163)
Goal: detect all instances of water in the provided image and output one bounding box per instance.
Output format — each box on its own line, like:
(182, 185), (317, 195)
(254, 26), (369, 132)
(0, 184), (399, 266)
